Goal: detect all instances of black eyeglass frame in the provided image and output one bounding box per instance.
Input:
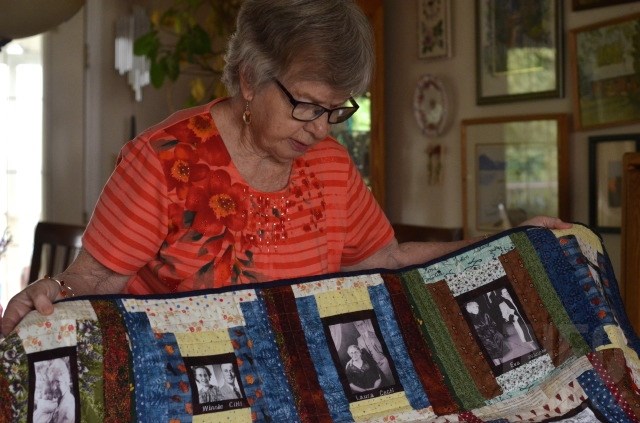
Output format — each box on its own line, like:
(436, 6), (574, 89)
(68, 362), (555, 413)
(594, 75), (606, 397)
(274, 79), (359, 124)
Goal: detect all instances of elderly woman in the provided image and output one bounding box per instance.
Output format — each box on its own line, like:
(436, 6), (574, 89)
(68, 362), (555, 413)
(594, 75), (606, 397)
(0, 0), (570, 336)
(345, 345), (382, 393)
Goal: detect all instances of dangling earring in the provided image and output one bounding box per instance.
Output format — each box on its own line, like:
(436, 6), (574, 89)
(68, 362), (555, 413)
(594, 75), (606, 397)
(242, 101), (251, 125)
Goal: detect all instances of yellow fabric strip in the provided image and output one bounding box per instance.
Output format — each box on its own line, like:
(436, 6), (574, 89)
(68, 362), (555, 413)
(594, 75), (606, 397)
(315, 286), (372, 318)
(350, 392), (411, 420)
(553, 225), (603, 254)
(175, 330), (232, 357)
(193, 408), (252, 422)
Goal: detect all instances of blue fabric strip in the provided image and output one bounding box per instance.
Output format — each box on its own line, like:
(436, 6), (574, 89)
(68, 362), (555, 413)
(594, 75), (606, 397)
(240, 297), (297, 422)
(227, 325), (270, 421)
(296, 296), (353, 422)
(528, 230), (605, 349)
(578, 369), (631, 423)
(597, 251), (640, 353)
(117, 300), (171, 422)
(369, 284), (430, 410)
(154, 332), (192, 421)
(559, 235), (612, 346)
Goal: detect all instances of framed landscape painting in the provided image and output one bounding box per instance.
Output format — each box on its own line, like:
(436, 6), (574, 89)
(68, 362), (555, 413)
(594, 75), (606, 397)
(461, 114), (570, 238)
(572, 0), (638, 11)
(588, 134), (640, 233)
(475, 0), (563, 104)
(570, 13), (640, 130)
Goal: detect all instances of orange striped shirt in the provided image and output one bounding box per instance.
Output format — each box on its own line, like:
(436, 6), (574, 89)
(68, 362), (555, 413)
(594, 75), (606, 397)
(83, 99), (393, 294)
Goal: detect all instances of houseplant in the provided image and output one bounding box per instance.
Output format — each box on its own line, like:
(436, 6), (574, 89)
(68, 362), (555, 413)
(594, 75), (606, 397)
(134, 0), (243, 106)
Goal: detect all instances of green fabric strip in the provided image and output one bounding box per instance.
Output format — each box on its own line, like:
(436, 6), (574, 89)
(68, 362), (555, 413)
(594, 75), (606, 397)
(511, 232), (590, 355)
(0, 333), (28, 423)
(76, 319), (105, 423)
(402, 270), (485, 410)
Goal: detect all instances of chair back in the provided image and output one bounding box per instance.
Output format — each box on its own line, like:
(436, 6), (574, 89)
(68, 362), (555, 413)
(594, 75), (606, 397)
(28, 221), (85, 284)
(391, 223), (463, 243)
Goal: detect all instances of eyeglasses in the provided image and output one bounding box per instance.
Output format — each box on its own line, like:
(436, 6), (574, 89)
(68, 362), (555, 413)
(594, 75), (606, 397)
(274, 79), (359, 124)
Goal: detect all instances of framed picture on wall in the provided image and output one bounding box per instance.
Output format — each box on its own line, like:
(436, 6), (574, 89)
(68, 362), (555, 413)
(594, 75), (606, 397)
(572, 0), (638, 11)
(588, 134), (640, 233)
(418, 0), (452, 60)
(461, 114), (570, 238)
(475, 0), (563, 105)
(569, 13), (640, 130)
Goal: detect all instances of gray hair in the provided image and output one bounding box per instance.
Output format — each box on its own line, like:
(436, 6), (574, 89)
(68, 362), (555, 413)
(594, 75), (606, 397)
(222, 0), (374, 97)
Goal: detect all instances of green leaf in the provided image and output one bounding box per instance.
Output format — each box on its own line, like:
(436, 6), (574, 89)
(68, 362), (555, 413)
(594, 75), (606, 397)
(242, 270), (259, 282)
(183, 211), (196, 226)
(159, 139), (179, 149)
(198, 260), (213, 276)
(185, 25), (212, 56)
(165, 53), (181, 81)
(133, 31), (159, 58)
(204, 232), (226, 245)
(150, 60), (166, 88)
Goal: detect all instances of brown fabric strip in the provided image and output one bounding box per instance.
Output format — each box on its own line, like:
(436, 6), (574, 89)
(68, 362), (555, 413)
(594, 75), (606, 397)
(592, 349), (640, 418)
(428, 282), (502, 399)
(262, 286), (333, 423)
(383, 272), (459, 415)
(92, 300), (134, 423)
(499, 250), (574, 366)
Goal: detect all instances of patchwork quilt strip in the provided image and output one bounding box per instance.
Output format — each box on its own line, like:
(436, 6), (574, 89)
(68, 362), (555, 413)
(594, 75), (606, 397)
(1, 224), (640, 422)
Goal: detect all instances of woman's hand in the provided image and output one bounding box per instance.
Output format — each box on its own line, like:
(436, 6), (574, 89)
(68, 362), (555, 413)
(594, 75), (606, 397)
(1, 248), (130, 337)
(1, 277), (61, 337)
(519, 216), (572, 230)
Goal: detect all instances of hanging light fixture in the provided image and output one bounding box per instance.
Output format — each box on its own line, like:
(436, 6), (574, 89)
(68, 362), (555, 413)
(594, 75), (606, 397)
(0, 0), (85, 40)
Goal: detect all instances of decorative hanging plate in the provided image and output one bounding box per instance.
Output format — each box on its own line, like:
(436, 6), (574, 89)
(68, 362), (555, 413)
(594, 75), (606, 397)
(413, 74), (449, 137)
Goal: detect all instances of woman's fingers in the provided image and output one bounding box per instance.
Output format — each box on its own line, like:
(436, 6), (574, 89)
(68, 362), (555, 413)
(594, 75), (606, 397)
(521, 216), (572, 230)
(1, 278), (58, 336)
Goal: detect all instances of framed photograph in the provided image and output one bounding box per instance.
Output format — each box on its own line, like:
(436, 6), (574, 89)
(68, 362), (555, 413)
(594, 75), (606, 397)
(572, 0), (638, 11)
(184, 353), (248, 415)
(461, 114), (570, 238)
(475, 0), (563, 104)
(28, 347), (81, 423)
(418, 0), (452, 60)
(458, 276), (543, 376)
(588, 134), (640, 233)
(569, 13), (640, 130)
(322, 310), (402, 402)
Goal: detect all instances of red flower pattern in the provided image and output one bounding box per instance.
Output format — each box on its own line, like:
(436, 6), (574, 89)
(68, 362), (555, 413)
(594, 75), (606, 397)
(185, 169), (249, 236)
(159, 143), (210, 200)
(164, 116), (231, 166)
(156, 113), (323, 287)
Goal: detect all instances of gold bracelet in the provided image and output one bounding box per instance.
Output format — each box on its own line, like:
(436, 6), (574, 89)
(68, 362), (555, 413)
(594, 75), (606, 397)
(44, 275), (75, 298)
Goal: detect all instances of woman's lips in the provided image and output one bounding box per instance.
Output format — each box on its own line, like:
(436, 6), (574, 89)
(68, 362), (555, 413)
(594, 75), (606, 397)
(289, 138), (309, 153)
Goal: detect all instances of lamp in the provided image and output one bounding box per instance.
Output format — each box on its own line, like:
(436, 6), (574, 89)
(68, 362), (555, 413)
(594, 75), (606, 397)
(0, 0), (85, 40)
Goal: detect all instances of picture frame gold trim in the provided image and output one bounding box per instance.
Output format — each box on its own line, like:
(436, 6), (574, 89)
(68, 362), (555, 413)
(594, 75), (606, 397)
(475, 0), (563, 105)
(461, 114), (570, 238)
(569, 13), (640, 130)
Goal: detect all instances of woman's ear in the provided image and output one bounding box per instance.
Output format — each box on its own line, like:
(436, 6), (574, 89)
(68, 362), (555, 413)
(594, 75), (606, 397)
(239, 66), (255, 102)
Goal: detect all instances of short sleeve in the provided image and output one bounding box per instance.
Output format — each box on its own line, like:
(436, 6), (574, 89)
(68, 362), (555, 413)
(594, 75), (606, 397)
(340, 160), (394, 266)
(82, 138), (169, 275)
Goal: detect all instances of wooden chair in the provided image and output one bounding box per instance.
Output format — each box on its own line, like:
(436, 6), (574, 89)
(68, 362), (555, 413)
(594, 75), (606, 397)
(391, 223), (463, 243)
(28, 221), (85, 284)
(622, 152), (640, 332)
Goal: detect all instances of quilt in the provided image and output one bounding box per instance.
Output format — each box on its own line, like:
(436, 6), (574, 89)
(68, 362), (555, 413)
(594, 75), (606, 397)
(1, 224), (640, 422)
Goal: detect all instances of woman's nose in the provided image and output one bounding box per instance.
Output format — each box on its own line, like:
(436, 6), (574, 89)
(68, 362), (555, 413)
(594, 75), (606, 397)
(304, 114), (330, 139)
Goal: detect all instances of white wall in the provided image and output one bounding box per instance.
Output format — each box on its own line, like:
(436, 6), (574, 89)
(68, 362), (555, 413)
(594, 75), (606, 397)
(383, 0), (640, 278)
(42, 9), (84, 224)
(44, 0), (189, 226)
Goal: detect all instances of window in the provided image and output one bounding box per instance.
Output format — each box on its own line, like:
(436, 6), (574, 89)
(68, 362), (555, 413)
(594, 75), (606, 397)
(0, 36), (43, 310)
